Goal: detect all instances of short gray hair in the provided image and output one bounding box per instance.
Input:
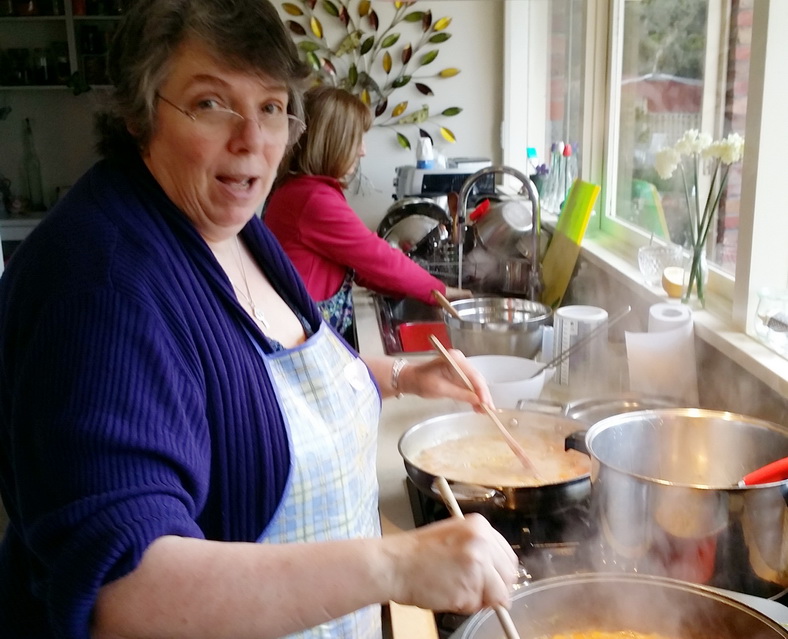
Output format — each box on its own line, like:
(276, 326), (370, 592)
(95, 0), (311, 158)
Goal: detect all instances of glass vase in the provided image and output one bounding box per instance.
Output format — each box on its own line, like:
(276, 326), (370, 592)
(682, 245), (709, 308)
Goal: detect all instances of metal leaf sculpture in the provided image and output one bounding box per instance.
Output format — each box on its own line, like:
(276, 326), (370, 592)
(280, 0), (462, 149)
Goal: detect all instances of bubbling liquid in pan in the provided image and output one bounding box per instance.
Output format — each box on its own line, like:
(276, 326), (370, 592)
(536, 633), (674, 639)
(412, 430), (590, 487)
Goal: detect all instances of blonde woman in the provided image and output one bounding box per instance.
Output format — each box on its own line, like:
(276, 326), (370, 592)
(265, 85), (468, 349)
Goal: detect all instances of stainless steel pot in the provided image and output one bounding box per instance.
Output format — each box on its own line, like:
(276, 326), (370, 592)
(443, 296), (551, 358)
(473, 198), (533, 257)
(398, 409), (590, 516)
(568, 408), (788, 599)
(450, 573), (788, 639)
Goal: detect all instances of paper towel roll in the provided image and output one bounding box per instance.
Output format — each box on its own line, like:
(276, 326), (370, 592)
(626, 303), (698, 404)
(648, 303), (693, 332)
(553, 305), (609, 394)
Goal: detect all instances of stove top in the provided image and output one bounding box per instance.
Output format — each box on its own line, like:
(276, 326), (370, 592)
(405, 478), (597, 637)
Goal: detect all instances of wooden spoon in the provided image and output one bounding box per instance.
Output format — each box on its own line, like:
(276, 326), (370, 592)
(428, 335), (542, 479)
(432, 289), (462, 320)
(434, 476), (521, 639)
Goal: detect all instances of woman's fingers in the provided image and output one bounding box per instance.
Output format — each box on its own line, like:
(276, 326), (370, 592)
(386, 514), (518, 614)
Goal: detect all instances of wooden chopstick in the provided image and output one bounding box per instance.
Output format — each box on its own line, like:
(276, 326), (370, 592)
(431, 289), (462, 319)
(434, 476), (521, 639)
(427, 335), (542, 478)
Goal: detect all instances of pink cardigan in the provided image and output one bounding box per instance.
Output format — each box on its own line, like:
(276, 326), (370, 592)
(264, 174), (446, 304)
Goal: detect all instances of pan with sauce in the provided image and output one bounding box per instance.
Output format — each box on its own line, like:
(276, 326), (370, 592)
(412, 430), (590, 487)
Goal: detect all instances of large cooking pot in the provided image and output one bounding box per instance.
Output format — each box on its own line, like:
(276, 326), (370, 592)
(398, 409), (590, 516)
(568, 408), (788, 599)
(450, 573), (788, 639)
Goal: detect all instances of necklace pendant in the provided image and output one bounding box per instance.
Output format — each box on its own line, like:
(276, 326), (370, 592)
(253, 306), (269, 327)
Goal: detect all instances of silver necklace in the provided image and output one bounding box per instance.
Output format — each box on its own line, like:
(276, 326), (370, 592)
(232, 236), (270, 329)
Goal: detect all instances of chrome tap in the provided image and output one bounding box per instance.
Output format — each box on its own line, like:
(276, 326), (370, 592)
(457, 165), (544, 301)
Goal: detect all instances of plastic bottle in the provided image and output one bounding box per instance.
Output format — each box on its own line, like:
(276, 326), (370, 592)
(416, 136), (434, 169)
(542, 141), (565, 213)
(526, 146), (539, 175)
(21, 118), (44, 212)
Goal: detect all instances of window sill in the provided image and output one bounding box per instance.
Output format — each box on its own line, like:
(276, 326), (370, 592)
(569, 231), (788, 399)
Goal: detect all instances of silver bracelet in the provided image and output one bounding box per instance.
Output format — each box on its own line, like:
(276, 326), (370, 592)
(391, 358), (409, 398)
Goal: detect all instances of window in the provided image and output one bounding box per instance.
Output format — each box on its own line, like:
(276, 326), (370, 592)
(606, 0), (750, 278)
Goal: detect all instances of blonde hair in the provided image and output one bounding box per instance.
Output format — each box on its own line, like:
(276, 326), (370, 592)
(282, 85), (373, 185)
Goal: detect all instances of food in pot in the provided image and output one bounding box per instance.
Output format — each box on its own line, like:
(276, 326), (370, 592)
(412, 431), (589, 487)
(537, 633), (673, 639)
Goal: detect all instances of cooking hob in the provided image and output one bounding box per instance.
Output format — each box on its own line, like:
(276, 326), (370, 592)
(405, 478), (596, 637)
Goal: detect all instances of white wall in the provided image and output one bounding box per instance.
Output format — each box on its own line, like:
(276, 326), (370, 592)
(0, 90), (101, 210)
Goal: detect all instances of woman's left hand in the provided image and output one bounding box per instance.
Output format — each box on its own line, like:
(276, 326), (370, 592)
(392, 350), (493, 410)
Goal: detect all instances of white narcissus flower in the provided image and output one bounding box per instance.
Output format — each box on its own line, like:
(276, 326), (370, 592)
(655, 147), (681, 180)
(718, 132), (745, 164)
(674, 129), (713, 156)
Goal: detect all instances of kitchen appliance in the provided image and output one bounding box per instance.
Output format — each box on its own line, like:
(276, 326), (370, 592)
(567, 408), (788, 600)
(394, 160), (495, 201)
(450, 573), (788, 639)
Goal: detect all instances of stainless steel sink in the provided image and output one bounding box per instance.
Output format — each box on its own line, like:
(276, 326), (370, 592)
(371, 294), (445, 355)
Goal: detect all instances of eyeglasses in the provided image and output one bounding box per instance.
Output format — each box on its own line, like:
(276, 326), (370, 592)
(156, 93), (306, 147)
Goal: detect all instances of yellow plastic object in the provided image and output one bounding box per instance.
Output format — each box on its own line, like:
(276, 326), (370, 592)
(541, 180), (601, 309)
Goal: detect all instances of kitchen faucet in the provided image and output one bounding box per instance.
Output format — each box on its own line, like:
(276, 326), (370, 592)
(456, 165), (544, 302)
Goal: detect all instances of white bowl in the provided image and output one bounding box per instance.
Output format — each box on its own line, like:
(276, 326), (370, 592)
(467, 355), (552, 409)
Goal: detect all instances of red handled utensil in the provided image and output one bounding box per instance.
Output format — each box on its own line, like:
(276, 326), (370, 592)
(738, 456), (788, 486)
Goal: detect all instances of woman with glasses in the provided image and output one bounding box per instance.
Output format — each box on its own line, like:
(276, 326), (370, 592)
(0, 1), (518, 638)
(266, 85), (470, 350)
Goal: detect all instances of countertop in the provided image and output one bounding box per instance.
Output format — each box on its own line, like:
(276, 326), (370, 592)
(354, 288), (448, 639)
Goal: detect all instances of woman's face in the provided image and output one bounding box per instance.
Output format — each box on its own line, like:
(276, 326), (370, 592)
(345, 136), (367, 179)
(144, 38), (291, 242)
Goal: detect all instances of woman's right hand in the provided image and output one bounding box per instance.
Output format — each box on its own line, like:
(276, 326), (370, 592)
(444, 286), (473, 301)
(384, 514), (518, 614)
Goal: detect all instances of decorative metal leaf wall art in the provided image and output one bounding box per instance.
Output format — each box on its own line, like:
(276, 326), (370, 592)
(281, 0), (462, 149)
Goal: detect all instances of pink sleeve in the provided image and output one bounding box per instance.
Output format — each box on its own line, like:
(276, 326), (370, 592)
(298, 189), (446, 304)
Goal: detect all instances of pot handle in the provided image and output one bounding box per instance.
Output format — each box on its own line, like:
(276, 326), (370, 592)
(430, 479), (507, 508)
(564, 429), (589, 456)
(516, 398), (565, 414)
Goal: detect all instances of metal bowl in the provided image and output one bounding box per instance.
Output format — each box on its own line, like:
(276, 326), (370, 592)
(381, 214), (441, 254)
(442, 296), (552, 358)
(376, 197), (450, 239)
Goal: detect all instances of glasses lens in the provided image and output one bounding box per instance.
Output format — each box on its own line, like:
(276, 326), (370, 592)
(193, 109), (304, 146)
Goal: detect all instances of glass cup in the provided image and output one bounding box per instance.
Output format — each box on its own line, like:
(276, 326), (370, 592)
(754, 288), (788, 356)
(637, 244), (684, 287)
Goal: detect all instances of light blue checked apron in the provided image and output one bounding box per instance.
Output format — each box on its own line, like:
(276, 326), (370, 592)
(253, 322), (383, 639)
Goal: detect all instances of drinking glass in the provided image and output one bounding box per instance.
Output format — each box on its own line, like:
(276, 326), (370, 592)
(754, 288), (788, 356)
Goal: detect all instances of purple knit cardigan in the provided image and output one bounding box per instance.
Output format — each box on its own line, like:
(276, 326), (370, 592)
(0, 155), (321, 637)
